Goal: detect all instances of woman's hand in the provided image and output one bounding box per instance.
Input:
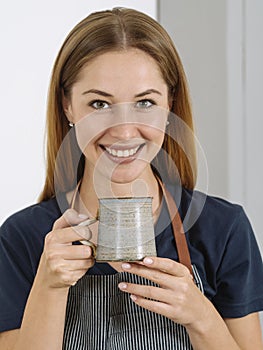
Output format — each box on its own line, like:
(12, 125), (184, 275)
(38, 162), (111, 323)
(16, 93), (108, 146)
(36, 209), (95, 289)
(118, 257), (213, 331)
(117, 257), (262, 349)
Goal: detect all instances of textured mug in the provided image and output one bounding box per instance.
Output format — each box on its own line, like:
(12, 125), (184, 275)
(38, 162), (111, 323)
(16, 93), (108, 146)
(78, 197), (157, 261)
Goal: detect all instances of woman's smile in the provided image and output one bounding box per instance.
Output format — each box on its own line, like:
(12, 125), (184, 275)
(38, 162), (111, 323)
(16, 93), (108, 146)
(99, 142), (145, 164)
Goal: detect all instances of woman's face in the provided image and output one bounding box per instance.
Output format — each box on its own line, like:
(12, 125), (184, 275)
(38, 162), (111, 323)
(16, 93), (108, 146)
(64, 48), (170, 184)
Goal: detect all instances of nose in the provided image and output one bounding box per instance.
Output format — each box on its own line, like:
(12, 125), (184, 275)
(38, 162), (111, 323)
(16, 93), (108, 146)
(107, 103), (140, 140)
(108, 122), (139, 140)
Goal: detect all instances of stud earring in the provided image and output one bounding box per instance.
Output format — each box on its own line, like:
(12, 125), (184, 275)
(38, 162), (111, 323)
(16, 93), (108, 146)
(69, 122), (74, 127)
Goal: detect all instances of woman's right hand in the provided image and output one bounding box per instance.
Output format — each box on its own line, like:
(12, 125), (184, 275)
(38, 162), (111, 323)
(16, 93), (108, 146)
(37, 209), (95, 289)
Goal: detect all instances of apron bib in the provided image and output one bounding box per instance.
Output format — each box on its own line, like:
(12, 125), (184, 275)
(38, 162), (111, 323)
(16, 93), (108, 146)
(63, 181), (204, 349)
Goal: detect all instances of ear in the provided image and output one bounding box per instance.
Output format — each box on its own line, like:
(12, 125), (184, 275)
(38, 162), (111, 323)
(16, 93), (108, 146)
(62, 91), (73, 121)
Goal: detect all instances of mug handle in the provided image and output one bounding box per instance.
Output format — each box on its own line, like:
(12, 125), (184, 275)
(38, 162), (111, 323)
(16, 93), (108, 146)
(77, 218), (97, 257)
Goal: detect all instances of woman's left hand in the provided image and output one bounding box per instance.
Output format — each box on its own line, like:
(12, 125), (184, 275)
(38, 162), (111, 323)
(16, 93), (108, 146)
(118, 257), (212, 330)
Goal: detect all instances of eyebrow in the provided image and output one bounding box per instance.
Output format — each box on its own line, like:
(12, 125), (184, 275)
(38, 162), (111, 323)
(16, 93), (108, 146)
(135, 89), (162, 97)
(82, 88), (162, 97)
(82, 89), (113, 97)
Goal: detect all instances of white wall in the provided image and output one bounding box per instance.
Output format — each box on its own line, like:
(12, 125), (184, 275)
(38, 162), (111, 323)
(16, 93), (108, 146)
(0, 0), (157, 224)
(242, 0), (263, 253)
(159, 0), (228, 198)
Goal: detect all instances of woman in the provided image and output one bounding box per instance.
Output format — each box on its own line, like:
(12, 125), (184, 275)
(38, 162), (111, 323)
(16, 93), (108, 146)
(0, 8), (263, 350)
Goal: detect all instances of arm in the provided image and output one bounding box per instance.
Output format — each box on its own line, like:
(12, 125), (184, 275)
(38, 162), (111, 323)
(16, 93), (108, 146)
(0, 209), (94, 350)
(118, 257), (263, 350)
(224, 314), (263, 349)
(0, 288), (69, 350)
(13, 275), (70, 350)
(0, 330), (19, 350)
(186, 311), (263, 349)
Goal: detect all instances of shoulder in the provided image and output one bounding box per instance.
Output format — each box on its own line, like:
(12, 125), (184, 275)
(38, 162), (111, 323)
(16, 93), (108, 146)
(178, 186), (255, 257)
(178, 186), (245, 235)
(0, 197), (62, 243)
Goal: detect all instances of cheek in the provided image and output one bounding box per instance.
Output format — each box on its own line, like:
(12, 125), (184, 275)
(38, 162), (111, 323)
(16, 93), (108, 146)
(138, 127), (165, 163)
(71, 107), (94, 123)
(69, 94), (95, 122)
(74, 113), (112, 153)
(142, 126), (165, 145)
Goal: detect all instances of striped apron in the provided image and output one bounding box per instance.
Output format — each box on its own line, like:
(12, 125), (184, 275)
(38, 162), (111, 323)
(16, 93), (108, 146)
(63, 182), (204, 349)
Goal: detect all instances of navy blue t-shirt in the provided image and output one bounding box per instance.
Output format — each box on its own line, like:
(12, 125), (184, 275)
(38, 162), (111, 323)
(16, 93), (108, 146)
(0, 185), (263, 332)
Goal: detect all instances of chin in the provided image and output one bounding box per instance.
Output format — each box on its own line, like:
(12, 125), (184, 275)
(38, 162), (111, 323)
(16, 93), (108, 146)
(110, 171), (142, 184)
(109, 164), (148, 184)
(92, 157), (152, 186)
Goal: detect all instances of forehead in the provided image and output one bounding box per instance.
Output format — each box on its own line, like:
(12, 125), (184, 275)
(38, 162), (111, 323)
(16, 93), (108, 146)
(74, 49), (167, 91)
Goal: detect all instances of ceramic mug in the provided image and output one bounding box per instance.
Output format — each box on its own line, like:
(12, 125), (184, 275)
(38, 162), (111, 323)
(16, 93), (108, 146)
(78, 197), (157, 261)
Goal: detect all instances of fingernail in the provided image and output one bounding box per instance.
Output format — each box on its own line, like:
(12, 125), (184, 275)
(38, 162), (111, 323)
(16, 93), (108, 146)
(144, 257), (153, 265)
(118, 283), (127, 290)
(78, 213), (89, 219)
(130, 294), (137, 301)
(122, 263), (131, 270)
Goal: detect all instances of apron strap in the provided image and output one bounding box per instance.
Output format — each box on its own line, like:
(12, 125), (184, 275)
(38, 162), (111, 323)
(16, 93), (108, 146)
(69, 181), (80, 209)
(156, 177), (193, 276)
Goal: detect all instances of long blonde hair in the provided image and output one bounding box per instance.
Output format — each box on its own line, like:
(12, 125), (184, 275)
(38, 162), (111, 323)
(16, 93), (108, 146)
(39, 8), (196, 202)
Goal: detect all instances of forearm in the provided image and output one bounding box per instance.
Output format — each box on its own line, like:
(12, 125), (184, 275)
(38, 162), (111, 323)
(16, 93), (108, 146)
(14, 277), (69, 350)
(186, 305), (240, 350)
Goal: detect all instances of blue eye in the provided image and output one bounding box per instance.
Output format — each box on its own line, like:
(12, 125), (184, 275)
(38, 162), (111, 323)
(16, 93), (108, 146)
(135, 99), (155, 109)
(90, 100), (110, 109)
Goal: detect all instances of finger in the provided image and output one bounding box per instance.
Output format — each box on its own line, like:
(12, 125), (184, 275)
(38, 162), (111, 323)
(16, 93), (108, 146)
(121, 259), (192, 287)
(121, 263), (173, 288)
(129, 294), (171, 319)
(118, 282), (171, 304)
(45, 225), (92, 245)
(118, 282), (174, 320)
(53, 209), (89, 230)
(52, 244), (94, 260)
(72, 225), (92, 241)
(142, 257), (191, 277)
(64, 258), (95, 271)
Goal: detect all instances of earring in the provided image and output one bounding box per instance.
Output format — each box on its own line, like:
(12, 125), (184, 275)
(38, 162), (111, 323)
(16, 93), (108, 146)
(69, 122), (74, 127)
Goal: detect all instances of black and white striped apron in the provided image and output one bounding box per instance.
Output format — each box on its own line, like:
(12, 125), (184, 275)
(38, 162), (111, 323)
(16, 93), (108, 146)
(63, 181), (204, 349)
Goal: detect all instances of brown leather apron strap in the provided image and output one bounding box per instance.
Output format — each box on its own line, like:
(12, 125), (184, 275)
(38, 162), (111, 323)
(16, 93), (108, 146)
(156, 178), (193, 276)
(70, 181), (80, 209)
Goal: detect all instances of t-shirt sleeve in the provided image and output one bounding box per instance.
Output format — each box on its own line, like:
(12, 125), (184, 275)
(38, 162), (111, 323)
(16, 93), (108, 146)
(0, 215), (38, 332)
(212, 207), (263, 318)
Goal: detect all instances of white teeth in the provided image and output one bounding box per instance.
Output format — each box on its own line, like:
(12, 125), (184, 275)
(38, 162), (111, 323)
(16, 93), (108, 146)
(105, 145), (140, 158)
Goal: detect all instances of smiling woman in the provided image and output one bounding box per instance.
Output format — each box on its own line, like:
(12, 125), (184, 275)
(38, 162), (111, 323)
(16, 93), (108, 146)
(0, 7), (263, 350)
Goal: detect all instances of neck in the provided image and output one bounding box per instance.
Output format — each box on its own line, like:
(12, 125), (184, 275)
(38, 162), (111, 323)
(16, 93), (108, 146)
(78, 163), (161, 219)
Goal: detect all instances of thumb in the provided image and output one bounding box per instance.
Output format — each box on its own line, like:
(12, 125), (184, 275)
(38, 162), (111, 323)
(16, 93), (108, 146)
(53, 209), (89, 230)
